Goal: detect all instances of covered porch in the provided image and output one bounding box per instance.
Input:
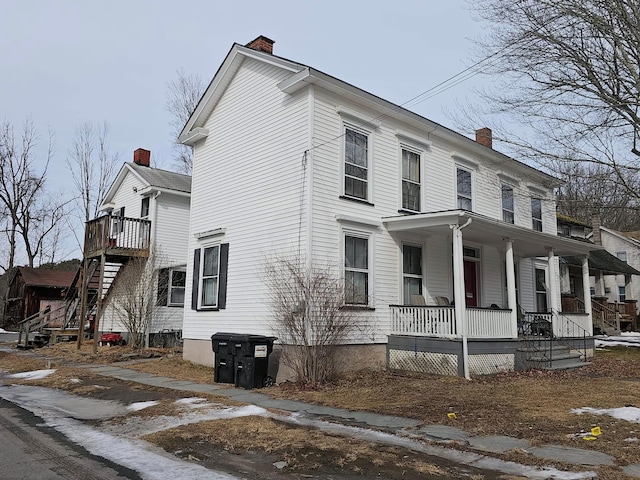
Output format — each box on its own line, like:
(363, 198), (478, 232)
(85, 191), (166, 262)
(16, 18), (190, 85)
(383, 210), (599, 377)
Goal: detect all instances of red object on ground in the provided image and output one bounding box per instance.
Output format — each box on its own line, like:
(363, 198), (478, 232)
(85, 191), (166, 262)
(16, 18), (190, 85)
(99, 333), (125, 346)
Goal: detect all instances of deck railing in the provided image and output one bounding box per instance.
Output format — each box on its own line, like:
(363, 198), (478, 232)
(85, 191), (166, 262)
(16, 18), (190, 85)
(390, 305), (513, 338)
(85, 214), (151, 255)
(390, 305), (456, 336)
(467, 308), (513, 338)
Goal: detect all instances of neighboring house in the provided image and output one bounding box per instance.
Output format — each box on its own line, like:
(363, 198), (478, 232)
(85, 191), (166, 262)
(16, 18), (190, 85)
(557, 214), (640, 332)
(178, 36), (599, 378)
(80, 148), (191, 343)
(3, 267), (76, 329)
(589, 222), (640, 326)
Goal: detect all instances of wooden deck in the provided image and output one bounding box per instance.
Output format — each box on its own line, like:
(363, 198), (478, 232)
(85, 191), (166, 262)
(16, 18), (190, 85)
(84, 215), (150, 259)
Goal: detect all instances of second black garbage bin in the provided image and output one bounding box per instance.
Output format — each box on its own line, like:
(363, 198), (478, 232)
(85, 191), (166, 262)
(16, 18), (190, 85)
(210, 333), (277, 389)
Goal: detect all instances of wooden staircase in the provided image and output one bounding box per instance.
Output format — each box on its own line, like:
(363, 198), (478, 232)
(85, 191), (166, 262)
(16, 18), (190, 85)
(16, 213), (151, 350)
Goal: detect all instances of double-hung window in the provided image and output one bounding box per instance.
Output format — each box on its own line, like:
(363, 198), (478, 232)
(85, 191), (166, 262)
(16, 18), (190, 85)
(501, 184), (514, 224)
(535, 268), (547, 312)
(344, 127), (369, 200)
(191, 243), (229, 310)
(619, 285), (626, 302)
(401, 148), (421, 212)
(531, 198), (543, 231)
(201, 246), (220, 307)
(456, 167), (472, 210)
(617, 251), (628, 263)
(157, 267), (186, 307)
(344, 235), (369, 305)
(403, 244), (422, 305)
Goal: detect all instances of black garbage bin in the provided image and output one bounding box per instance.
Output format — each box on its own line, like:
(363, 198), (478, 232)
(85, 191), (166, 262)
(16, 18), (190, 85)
(211, 332), (236, 384)
(231, 334), (277, 389)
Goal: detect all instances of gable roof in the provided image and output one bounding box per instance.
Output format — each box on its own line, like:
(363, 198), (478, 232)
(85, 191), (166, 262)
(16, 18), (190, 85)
(180, 40), (561, 188)
(17, 267), (76, 288)
(102, 162), (191, 208)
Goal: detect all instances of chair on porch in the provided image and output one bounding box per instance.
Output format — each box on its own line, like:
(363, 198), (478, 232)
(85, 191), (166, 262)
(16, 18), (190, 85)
(411, 295), (427, 306)
(435, 296), (451, 306)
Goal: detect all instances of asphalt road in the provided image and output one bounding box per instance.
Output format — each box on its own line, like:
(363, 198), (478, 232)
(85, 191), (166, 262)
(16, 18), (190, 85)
(0, 397), (141, 480)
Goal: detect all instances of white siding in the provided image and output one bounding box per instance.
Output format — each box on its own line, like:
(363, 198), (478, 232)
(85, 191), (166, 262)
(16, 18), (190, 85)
(154, 194), (190, 265)
(601, 230), (640, 308)
(184, 58), (309, 340)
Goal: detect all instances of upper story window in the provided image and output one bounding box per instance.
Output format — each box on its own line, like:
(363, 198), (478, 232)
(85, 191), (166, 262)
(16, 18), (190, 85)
(561, 225), (571, 237)
(401, 148), (421, 212)
(501, 184), (514, 224)
(344, 234), (369, 305)
(111, 206), (125, 236)
(617, 251), (628, 263)
(344, 127), (369, 201)
(140, 197), (150, 218)
(456, 167), (472, 211)
(531, 198), (543, 232)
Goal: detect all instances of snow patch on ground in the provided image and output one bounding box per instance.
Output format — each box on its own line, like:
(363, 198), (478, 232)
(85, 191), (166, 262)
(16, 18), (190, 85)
(8, 369), (56, 380)
(128, 401), (160, 411)
(595, 332), (640, 348)
(572, 406), (640, 424)
(0, 328), (16, 333)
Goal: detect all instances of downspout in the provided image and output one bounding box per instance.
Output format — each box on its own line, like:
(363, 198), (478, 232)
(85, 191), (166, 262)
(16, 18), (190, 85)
(451, 217), (472, 380)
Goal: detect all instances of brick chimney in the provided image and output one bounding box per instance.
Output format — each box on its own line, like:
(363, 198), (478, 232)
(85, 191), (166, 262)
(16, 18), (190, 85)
(591, 214), (602, 245)
(475, 127), (492, 149)
(245, 35), (275, 54)
(133, 148), (151, 167)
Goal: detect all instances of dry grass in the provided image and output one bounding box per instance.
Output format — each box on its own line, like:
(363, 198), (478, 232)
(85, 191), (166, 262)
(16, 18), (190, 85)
(124, 356), (217, 385)
(37, 340), (175, 364)
(144, 415), (466, 478)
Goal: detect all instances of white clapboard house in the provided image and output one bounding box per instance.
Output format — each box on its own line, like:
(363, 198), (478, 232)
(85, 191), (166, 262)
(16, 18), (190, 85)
(178, 36), (600, 378)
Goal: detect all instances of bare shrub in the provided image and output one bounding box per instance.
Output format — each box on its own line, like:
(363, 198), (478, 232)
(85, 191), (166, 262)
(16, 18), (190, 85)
(264, 256), (368, 385)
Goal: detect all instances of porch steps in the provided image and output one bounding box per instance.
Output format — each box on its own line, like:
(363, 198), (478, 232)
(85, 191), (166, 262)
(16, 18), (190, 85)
(517, 344), (588, 371)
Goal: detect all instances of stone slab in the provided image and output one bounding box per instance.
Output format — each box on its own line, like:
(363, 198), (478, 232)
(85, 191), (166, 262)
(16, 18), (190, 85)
(528, 445), (615, 466)
(468, 435), (530, 454)
(623, 463), (640, 478)
(418, 425), (470, 441)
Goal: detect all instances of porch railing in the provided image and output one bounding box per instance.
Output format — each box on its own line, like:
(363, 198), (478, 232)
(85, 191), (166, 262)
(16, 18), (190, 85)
(390, 305), (513, 338)
(85, 214), (151, 255)
(467, 308), (512, 338)
(390, 305), (456, 336)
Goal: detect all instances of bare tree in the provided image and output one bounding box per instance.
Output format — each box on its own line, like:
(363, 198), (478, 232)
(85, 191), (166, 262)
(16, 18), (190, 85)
(106, 253), (164, 350)
(264, 256), (369, 385)
(67, 122), (120, 222)
(166, 69), (205, 174)
(468, 0), (640, 203)
(0, 120), (60, 269)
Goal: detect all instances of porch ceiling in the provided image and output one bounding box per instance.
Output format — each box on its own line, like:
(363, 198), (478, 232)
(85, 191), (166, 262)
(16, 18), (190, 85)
(383, 210), (602, 258)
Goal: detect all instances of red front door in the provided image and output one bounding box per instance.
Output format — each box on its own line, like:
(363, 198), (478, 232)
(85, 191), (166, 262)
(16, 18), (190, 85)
(464, 260), (478, 307)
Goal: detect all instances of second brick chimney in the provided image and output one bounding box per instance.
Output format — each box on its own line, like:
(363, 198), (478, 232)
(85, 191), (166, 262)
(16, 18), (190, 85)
(133, 148), (151, 167)
(591, 214), (602, 245)
(245, 35), (275, 54)
(475, 127), (492, 149)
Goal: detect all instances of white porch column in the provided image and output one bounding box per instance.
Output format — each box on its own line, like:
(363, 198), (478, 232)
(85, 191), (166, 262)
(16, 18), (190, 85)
(547, 247), (559, 314)
(505, 238), (518, 338)
(451, 223), (470, 379)
(582, 255), (593, 335)
(595, 271), (605, 296)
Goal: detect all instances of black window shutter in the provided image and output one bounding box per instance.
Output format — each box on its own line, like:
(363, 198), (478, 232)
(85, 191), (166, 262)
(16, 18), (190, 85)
(157, 268), (169, 306)
(218, 243), (229, 309)
(191, 249), (200, 310)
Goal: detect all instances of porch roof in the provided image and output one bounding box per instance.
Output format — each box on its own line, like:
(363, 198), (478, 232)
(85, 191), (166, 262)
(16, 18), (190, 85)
(383, 210), (602, 258)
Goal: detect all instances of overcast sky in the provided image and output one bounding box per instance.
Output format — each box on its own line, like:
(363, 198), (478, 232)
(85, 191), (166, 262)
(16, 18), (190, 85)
(1, 0), (487, 260)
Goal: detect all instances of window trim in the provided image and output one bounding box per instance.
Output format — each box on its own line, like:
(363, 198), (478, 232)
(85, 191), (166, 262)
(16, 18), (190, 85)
(199, 244), (221, 309)
(342, 228), (374, 307)
(455, 165), (473, 211)
(501, 183), (515, 224)
(400, 145), (422, 213)
(342, 124), (372, 202)
(140, 196), (150, 219)
(402, 243), (423, 305)
(618, 285), (626, 302)
(191, 243), (229, 311)
(531, 197), (543, 232)
(616, 251), (628, 263)
(534, 267), (548, 312)
(168, 268), (186, 307)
